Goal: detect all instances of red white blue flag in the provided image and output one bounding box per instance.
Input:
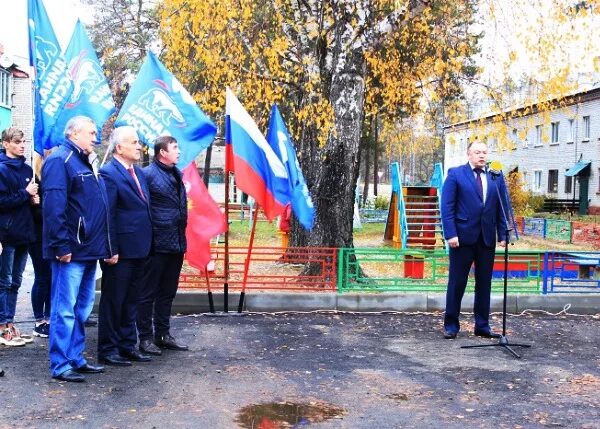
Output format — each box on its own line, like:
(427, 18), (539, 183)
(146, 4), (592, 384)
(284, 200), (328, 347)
(225, 88), (289, 220)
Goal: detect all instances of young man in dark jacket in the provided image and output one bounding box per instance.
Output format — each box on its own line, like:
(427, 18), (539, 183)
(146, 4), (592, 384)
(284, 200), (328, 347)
(0, 127), (38, 347)
(137, 135), (188, 355)
(43, 116), (115, 382)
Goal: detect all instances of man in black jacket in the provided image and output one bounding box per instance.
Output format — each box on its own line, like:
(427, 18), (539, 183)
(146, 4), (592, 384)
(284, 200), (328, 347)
(0, 127), (38, 347)
(138, 136), (188, 355)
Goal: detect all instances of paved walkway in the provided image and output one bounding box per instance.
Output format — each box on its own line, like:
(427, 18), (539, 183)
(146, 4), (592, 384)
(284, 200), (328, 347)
(1, 261), (599, 428)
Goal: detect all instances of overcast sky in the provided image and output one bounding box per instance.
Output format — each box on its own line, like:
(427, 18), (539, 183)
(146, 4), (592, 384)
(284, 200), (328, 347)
(0, 0), (89, 68)
(2, 0), (598, 90)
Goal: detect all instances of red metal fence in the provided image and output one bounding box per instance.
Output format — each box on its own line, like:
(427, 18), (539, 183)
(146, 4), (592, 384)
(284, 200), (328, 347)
(179, 246), (337, 291)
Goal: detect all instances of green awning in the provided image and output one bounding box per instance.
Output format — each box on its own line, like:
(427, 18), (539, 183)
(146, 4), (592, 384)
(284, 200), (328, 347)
(565, 160), (591, 177)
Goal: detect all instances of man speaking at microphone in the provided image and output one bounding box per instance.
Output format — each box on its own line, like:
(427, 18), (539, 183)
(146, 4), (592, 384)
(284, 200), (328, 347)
(441, 142), (507, 340)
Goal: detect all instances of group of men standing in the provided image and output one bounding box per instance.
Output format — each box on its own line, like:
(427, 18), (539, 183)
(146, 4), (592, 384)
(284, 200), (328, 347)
(0, 115), (190, 383)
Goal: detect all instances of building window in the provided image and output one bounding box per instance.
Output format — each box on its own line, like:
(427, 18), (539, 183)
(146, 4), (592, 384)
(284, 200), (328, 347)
(511, 128), (518, 150)
(535, 125), (543, 146)
(533, 170), (542, 192)
(598, 168), (600, 192)
(548, 169), (558, 193)
(0, 69), (11, 108)
(582, 116), (590, 140)
(489, 137), (496, 152)
(565, 171), (573, 193)
(550, 122), (559, 144)
(568, 119), (575, 143)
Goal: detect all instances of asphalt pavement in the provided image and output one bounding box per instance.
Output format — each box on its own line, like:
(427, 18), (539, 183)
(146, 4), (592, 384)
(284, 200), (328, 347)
(1, 262), (599, 428)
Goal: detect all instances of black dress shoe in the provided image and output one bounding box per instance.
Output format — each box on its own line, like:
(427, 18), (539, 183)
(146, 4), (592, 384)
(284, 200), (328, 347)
(474, 330), (501, 339)
(99, 354), (132, 366)
(75, 363), (105, 374)
(443, 330), (457, 339)
(139, 339), (162, 356)
(53, 369), (85, 382)
(155, 334), (189, 351)
(120, 349), (152, 362)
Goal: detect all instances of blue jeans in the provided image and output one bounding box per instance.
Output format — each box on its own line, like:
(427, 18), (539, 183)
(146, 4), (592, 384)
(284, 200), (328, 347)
(29, 242), (52, 321)
(49, 260), (97, 377)
(0, 245), (29, 325)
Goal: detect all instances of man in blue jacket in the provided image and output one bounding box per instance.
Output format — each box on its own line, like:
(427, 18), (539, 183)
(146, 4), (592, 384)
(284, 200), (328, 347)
(0, 127), (38, 347)
(138, 135), (188, 355)
(97, 126), (153, 366)
(43, 116), (115, 382)
(441, 141), (507, 340)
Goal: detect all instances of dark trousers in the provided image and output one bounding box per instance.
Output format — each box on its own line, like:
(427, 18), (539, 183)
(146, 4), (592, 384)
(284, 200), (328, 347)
(137, 253), (184, 341)
(29, 241), (52, 321)
(444, 234), (496, 333)
(98, 258), (145, 357)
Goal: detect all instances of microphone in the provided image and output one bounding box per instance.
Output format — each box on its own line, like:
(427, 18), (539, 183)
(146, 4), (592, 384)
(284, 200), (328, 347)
(488, 160), (503, 178)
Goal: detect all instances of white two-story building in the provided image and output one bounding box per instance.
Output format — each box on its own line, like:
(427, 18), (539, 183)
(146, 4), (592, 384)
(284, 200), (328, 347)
(444, 86), (600, 214)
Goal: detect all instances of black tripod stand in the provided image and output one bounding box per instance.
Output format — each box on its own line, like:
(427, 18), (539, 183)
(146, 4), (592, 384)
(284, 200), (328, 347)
(461, 171), (531, 358)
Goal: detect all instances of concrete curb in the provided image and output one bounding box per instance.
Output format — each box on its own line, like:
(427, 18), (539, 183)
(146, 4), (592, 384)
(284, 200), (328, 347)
(93, 290), (600, 315)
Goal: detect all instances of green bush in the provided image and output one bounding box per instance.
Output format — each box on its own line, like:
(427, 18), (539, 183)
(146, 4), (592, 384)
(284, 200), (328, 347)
(374, 195), (390, 210)
(528, 194), (546, 214)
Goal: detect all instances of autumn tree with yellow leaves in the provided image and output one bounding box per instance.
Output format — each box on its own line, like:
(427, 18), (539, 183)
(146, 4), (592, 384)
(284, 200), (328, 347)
(159, 0), (480, 250)
(446, 0), (600, 153)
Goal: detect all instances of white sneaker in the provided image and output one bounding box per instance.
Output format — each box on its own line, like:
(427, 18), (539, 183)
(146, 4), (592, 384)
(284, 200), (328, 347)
(0, 328), (26, 347)
(10, 325), (33, 344)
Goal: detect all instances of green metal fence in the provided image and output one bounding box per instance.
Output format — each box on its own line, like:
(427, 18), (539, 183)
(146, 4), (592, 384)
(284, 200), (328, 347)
(544, 219), (572, 242)
(337, 248), (542, 294)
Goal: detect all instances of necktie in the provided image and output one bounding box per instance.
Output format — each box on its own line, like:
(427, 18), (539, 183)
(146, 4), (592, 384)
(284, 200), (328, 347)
(128, 167), (146, 201)
(474, 168), (483, 201)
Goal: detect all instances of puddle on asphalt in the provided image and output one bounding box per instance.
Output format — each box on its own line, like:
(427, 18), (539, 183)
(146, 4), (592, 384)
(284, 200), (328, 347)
(236, 401), (346, 428)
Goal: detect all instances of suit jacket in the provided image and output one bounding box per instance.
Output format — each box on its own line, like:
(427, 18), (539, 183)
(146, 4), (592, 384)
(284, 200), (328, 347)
(441, 162), (508, 247)
(100, 158), (152, 259)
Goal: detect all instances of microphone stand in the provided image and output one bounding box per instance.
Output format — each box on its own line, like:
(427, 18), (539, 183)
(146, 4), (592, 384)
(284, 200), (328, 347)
(461, 170), (531, 358)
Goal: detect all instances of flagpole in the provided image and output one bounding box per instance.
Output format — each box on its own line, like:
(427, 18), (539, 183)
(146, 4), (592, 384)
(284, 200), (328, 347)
(237, 203), (258, 313)
(204, 266), (215, 313)
(224, 164), (230, 313)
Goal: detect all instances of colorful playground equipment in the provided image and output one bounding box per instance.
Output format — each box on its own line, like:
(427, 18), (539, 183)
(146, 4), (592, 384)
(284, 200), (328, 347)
(384, 162), (447, 253)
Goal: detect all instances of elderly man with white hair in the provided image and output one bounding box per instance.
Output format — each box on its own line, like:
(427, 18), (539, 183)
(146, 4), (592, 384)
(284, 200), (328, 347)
(97, 126), (153, 366)
(43, 116), (115, 382)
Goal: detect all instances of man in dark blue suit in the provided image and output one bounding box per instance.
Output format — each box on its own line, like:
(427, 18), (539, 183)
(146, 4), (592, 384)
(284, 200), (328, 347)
(441, 141), (507, 339)
(97, 126), (153, 365)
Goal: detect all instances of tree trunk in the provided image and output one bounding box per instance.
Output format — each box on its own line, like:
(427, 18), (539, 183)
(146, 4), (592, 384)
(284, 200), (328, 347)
(373, 115), (379, 197)
(362, 134), (370, 206)
(202, 143), (213, 187)
(306, 18), (365, 252)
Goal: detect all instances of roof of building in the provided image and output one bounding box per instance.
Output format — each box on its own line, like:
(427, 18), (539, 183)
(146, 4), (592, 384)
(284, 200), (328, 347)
(445, 84), (600, 131)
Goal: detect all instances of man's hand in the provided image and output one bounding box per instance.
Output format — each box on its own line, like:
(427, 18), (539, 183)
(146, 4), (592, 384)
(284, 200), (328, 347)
(104, 254), (119, 265)
(57, 253), (72, 263)
(31, 194), (40, 205)
(499, 240), (507, 247)
(448, 237), (459, 248)
(25, 182), (38, 196)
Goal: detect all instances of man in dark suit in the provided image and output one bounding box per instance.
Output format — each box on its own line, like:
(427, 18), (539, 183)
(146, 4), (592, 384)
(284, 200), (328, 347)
(97, 126), (153, 366)
(441, 141), (507, 340)
(137, 136), (188, 355)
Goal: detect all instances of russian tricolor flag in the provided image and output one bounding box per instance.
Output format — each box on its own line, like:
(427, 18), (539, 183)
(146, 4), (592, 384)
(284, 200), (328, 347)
(225, 88), (290, 220)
